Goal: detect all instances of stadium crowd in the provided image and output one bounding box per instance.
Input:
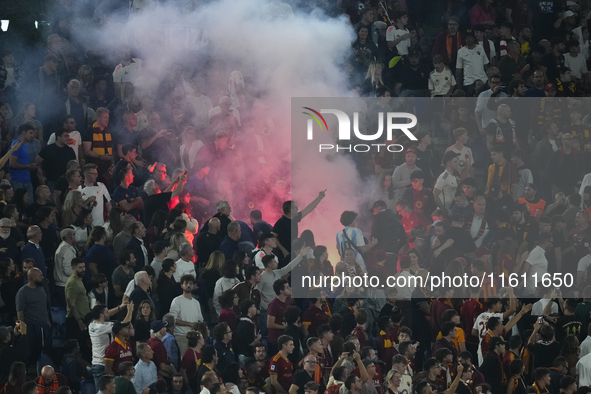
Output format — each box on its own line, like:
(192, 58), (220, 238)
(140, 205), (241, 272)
(5, 2), (591, 394)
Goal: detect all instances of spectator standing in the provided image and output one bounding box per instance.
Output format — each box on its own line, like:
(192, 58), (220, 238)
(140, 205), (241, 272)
(79, 163), (112, 226)
(83, 108), (113, 187)
(170, 275), (204, 355)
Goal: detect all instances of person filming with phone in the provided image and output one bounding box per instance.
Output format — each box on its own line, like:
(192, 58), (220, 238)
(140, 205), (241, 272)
(0, 321), (28, 386)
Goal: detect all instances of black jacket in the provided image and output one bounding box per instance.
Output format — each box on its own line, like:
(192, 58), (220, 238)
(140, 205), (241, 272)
(284, 323), (305, 366)
(371, 209), (407, 253)
(0, 333), (29, 386)
(234, 316), (256, 358)
(480, 352), (503, 394)
(125, 237), (147, 268)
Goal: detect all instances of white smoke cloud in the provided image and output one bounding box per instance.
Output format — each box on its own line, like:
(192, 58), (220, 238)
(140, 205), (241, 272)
(70, 0), (364, 260)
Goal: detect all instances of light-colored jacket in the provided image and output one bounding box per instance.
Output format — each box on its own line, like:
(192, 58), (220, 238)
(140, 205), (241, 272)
(213, 276), (241, 315)
(54, 241), (77, 287)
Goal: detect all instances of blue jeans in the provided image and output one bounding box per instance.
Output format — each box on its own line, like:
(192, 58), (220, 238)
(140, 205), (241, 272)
(91, 365), (104, 388)
(12, 181), (33, 204)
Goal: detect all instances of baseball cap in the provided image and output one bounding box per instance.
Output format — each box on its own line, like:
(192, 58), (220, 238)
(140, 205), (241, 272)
(370, 200), (387, 213)
(442, 150), (460, 164)
(488, 337), (508, 351)
(408, 50), (420, 58)
(151, 320), (169, 332)
(406, 146), (418, 155)
(544, 83), (556, 91)
(112, 321), (131, 334)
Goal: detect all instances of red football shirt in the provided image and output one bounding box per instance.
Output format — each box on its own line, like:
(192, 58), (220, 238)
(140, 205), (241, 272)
(302, 304), (329, 338)
(147, 337), (169, 370)
(351, 326), (370, 348)
(269, 353), (293, 392)
(104, 337), (133, 374)
(268, 297), (291, 343)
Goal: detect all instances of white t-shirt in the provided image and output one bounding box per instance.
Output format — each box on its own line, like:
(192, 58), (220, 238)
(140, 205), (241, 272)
(113, 58), (143, 84)
(48, 131), (82, 160)
(445, 145), (473, 179)
(124, 280), (135, 297)
(581, 336), (591, 358)
(434, 170), (458, 209)
(456, 45), (489, 86)
(386, 26), (410, 56)
(174, 259), (196, 282)
(170, 295), (204, 337)
(531, 298), (559, 316)
(254, 249), (278, 269)
(525, 246), (549, 293)
(473, 311), (503, 365)
(578, 255), (591, 282)
(79, 183), (111, 226)
(564, 53), (588, 79)
(89, 320), (114, 366)
(428, 68), (456, 97)
(577, 353), (591, 387)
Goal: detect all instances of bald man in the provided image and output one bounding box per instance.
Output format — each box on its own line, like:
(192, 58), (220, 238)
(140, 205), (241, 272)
(196, 217), (222, 265)
(35, 366), (68, 394)
(16, 267), (52, 364)
(486, 103), (519, 158)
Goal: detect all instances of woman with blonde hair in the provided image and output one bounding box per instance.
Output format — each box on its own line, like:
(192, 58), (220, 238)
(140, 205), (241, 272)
(363, 62), (386, 97)
(384, 370), (402, 394)
(62, 190), (93, 228)
(166, 232), (187, 261)
(76, 65), (94, 93)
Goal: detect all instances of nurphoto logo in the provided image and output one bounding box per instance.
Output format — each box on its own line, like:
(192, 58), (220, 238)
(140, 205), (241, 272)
(302, 107), (418, 152)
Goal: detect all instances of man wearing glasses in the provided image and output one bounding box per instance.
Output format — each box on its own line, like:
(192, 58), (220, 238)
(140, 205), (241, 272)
(212, 322), (235, 374)
(289, 355), (317, 394)
(79, 163), (111, 226)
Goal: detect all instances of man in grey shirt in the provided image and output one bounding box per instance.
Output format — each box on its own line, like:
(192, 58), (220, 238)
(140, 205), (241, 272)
(16, 267), (52, 364)
(112, 250), (136, 305)
(258, 246), (310, 310)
